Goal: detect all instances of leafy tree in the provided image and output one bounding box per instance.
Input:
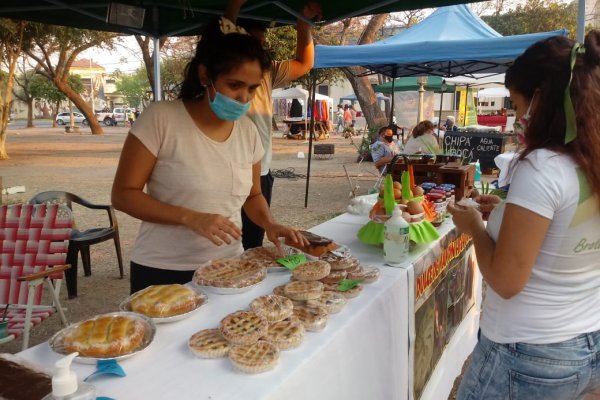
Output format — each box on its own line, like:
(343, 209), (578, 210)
(24, 24), (117, 135)
(0, 19), (27, 160)
(12, 57), (41, 128)
(482, 0), (577, 38)
(30, 74), (83, 127)
(115, 68), (150, 108)
(133, 35), (168, 101)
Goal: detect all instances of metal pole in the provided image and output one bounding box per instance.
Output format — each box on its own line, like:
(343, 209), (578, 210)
(89, 58), (95, 114)
(153, 37), (161, 101)
(304, 70), (317, 208)
(417, 82), (425, 124)
(577, 0), (586, 43)
(437, 89), (444, 142)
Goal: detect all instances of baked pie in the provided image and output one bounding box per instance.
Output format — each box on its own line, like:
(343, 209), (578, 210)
(321, 254), (360, 271)
(272, 284), (288, 297)
(283, 281), (324, 301)
(306, 292), (347, 314)
(229, 340), (280, 374)
(319, 270), (348, 284)
(250, 294), (293, 322)
(239, 245), (295, 269)
(292, 260), (331, 281)
(347, 266), (380, 283)
(63, 315), (146, 358)
(292, 305), (328, 332)
(129, 284), (205, 318)
(188, 329), (230, 358)
(193, 259), (266, 288)
(324, 283), (363, 299)
(219, 311), (269, 346)
(262, 319), (305, 350)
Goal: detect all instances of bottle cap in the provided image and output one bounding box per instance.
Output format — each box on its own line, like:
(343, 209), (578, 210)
(52, 352), (79, 396)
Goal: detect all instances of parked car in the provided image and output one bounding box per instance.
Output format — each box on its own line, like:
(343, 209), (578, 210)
(56, 112), (88, 126)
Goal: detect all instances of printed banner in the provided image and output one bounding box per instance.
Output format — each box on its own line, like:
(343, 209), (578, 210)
(457, 88), (478, 127)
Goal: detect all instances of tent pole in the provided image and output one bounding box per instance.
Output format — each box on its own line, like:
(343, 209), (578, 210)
(437, 90), (444, 143)
(577, 0), (585, 42)
(304, 69), (317, 208)
(390, 68), (397, 127)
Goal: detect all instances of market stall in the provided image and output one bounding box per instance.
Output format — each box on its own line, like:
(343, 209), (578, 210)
(15, 210), (481, 400)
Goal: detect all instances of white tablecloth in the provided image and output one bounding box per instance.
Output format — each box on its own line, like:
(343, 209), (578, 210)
(17, 213), (480, 400)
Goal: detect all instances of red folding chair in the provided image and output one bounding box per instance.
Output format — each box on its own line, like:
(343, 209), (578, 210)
(0, 204), (72, 350)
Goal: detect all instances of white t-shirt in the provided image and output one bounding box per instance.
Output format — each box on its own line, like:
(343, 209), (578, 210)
(129, 100), (264, 271)
(402, 134), (440, 154)
(481, 148), (600, 343)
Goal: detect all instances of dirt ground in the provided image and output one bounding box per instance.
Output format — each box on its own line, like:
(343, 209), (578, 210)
(0, 123), (465, 398)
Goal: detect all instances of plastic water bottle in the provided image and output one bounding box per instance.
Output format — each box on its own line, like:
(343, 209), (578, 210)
(474, 159), (481, 183)
(384, 205), (410, 264)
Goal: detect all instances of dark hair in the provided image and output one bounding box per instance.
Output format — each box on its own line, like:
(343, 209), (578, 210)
(378, 126), (392, 136)
(179, 20), (271, 100)
(411, 120), (434, 138)
(505, 30), (600, 199)
(237, 18), (268, 34)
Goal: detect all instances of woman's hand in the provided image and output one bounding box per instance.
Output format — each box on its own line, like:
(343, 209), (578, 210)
(474, 194), (502, 221)
(183, 211), (241, 246)
(264, 223), (310, 249)
(446, 202), (486, 237)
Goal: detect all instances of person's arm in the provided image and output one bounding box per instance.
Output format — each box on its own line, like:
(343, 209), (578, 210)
(242, 162), (309, 247)
(111, 133), (241, 246)
(287, 2), (322, 80)
(447, 202), (551, 299)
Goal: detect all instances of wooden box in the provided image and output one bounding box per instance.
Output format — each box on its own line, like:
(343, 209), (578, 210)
(436, 164), (476, 201)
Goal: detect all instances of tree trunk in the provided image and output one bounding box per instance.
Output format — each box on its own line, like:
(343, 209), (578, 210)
(53, 100), (60, 128)
(55, 79), (103, 134)
(26, 97), (34, 128)
(342, 67), (388, 131)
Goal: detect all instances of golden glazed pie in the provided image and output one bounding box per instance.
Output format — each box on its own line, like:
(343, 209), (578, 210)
(292, 260), (331, 281)
(193, 259), (266, 288)
(250, 294), (293, 322)
(219, 311), (269, 346)
(229, 340), (280, 374)
(283, 281), (324, 301)
(292, 305), (328, 332)
(306, 292), (347, 314)
(263, 319), (305, 350)
(129, 284), (205, 318)
(188, 329), (230, 358)
(63, 315), (146, 358)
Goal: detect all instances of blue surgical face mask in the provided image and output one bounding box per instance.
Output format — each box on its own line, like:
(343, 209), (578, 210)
(207, 81), (250, 121)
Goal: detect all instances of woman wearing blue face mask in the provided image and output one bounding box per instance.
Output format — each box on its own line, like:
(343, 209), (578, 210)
(112, 18), (309, 294)
(449, 30), (600, 399)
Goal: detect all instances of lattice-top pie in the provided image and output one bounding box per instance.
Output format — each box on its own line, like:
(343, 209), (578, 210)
(193, 259), (266, 288)
(324, 283), (363, 299)
(319, 270), (348, 284)
(322, 255), (360, 271)
(228, 340), (280, 374)
(306, 292), (347, 314)
(239, 245), (295, 269)
(188, 328), (230, 358)
(347, 266), (380, 283)
(219, 311), (268, 346)
(63, 315), (146, 358)
(284, 281), (324, 301)
(129, 284), (205, 318)
(292, 305), (328, 332)
(250, 294), (293, 322)
(292, 260), (331, 281)
(263, 319), (305, 350)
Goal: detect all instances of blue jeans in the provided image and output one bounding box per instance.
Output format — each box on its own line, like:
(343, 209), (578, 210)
(457, 330), (600, 400)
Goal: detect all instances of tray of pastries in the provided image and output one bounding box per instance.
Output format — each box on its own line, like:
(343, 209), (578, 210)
(119, 284), (207, 323)
(193, 259), (266, 294)
(239, 244), (302, 272)
(49, 312), (155, 364)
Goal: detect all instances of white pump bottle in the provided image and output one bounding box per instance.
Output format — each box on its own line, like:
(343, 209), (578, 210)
(42, 352), (96, 400)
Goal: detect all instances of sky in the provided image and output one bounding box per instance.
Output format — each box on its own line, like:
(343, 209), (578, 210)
(80, 36), (145, 74)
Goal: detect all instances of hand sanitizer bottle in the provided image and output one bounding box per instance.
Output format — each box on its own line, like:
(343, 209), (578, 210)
(474, 159), (481, 183)
(384, 205), (410, 264)
(42, 353), (96, 400)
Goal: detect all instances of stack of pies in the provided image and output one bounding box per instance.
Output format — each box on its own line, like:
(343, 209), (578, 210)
(188, 329), (230, 358)
(193, 259), (266, 289)
(347, 266), (380, 283)
(292, 305), (328, 332)
(324, 283), (363, 299)
(321, 253), (361, 271)
(240, 245), (297, 270)
(129, 284), (206, 318)
(319, 270), (348, 284)
(284, 281), (324, 301)
(306, 292), (347, 314)
(250, 294), (293, 322)
(63, 314), (147, 358)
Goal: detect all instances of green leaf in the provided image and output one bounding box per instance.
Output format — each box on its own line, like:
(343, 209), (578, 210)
(337, 279), (362, 291)
(277, 254), (306, 270)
